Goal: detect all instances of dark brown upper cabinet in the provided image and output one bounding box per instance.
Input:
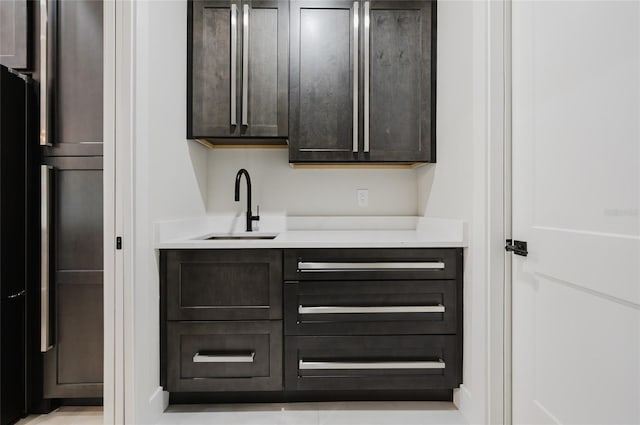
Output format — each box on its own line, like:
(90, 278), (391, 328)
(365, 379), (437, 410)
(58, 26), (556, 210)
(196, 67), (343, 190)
(0, 0), (29, 70)
(289, 0), (436, 164)
(188, 0), (289, 144)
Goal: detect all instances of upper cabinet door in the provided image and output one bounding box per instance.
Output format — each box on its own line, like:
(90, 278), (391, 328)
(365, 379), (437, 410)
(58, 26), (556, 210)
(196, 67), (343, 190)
(0, 0), (29, 70)
(289, 0), (435, 164)
(42, 0), (104, 156)
(366, 0), (435, 163)
(188, 0), (288, 142)
(289, 0), (358, 163)
(190, 0), (238, 138)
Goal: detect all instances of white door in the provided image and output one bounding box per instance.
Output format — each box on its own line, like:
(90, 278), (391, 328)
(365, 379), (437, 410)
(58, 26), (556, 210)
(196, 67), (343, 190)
(511, 1), (640, 424)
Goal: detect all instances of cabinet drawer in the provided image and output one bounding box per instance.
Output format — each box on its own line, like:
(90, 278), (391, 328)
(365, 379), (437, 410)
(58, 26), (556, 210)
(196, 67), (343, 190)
(167, 321), (282, 392)
(285, 280), (458, 335)
(284, 249), (460, 281)
(163, 249), (282, 320)
(285, 335), (461, 391)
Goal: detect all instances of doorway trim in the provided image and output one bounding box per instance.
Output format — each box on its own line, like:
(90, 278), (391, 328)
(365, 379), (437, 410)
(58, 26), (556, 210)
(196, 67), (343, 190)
(104, 0), (135, 423)
(486, 0), (511, 424)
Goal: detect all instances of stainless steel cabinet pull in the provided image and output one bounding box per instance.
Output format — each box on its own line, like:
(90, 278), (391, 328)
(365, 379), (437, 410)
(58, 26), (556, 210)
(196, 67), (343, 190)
(299, 359), (445, 370)
(193, 352), (255, 363)
(298, 305), (445, 314)
(41, 165), (53, 352)
(231, 4), (238, 126)
(297, 261), (445, 271)
(352, 1), (359, 153)
(363, 1), (370, 152)
(242, 4), (249, 126)
(39, 0), (50, 146)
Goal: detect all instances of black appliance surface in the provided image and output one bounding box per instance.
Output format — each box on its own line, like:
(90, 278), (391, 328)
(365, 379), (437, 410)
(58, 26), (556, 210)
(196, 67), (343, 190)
(0, 65), (28, 425)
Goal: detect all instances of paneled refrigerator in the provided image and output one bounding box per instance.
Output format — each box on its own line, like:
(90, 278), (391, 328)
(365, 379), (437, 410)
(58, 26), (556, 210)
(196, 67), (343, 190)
(0, 65), (29, 425)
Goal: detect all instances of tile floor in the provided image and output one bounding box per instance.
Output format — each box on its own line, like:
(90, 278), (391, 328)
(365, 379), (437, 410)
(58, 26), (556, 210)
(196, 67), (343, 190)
(17, 406), (103, 425)
(16, 401), (467, 425)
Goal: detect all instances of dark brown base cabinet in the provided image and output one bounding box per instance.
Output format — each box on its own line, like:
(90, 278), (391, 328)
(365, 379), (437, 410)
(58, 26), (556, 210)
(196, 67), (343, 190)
(160, 248), (462, 402)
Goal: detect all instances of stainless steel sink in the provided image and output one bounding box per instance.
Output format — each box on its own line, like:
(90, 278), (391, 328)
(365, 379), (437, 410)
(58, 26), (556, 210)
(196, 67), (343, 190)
(203, 234), (277, 241)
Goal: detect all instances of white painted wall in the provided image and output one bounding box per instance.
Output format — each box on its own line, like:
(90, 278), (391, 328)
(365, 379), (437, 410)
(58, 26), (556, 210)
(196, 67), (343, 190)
(416, 2), (496, 424)
(129, 0), (492, 424)
(131, 1), (208, 423)
(207, 149), (418, 215)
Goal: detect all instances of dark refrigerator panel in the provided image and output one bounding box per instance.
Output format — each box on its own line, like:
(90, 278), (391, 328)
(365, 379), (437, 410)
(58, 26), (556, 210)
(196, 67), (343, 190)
(38, 0), (104, 402)
(0, 65), (28, 425)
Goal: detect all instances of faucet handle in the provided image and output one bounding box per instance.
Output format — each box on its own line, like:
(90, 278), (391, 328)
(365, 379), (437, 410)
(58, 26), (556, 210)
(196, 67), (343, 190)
(255, 205), (260, 220)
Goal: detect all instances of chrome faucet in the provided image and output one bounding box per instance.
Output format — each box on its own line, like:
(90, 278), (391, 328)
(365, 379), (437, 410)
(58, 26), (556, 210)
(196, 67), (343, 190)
(234, 168), (260, 232)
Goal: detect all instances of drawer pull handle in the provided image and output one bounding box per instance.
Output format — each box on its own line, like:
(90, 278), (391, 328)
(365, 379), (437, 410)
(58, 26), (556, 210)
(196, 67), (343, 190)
(297, 262), (445, 271)
(193, 352), (255, 363)
(298, 305), (445, 314)
(299, 359), (445, 370)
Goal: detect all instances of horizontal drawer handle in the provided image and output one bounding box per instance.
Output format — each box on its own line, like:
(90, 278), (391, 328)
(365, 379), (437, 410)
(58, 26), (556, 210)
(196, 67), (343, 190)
(298, 305), (445, 314)
(297, 261), (445, 271)
(299, 359), (445, 370)
(193, 352), (255, 363)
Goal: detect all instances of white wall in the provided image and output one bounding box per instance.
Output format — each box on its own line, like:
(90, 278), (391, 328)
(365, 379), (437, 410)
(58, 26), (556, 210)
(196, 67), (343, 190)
(132, 1), (209, 423)
(130, 0), (491, 423)
(207, 149), (417, 215)
(417, 2), (494, 424)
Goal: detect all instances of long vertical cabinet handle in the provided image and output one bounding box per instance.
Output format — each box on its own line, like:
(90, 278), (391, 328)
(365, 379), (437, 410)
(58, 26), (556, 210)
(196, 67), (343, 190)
(230, 4), (238, 126)
(41, 165), (53, 352)
(363, 1), (370, 152)
(39, 0), (50, 146)
(352, 2), (359, 152)
(241, 4), (249, 126)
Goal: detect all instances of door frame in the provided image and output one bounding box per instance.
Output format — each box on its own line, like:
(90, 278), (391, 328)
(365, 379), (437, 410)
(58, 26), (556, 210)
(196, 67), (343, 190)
(486, 0), (512, 423)
(104, 0), (135, 423)
(102, 0), (514, 423)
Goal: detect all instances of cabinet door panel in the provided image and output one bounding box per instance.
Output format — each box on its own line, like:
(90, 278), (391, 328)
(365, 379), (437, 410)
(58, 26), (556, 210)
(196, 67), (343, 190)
(245, 1), (288, 137)
(56, 0), (103, 146)
(165, 249), (283, 320)
(367, 1), (434, 162)
(191, 0), (237, 137)
(56, 279), (103, 385)
(289, 1), (357, 162)
(0, 0), (28, 69)
(189, 0), (287, 141)
(43, 156), (103, 399)
(167, 321), (283, 392)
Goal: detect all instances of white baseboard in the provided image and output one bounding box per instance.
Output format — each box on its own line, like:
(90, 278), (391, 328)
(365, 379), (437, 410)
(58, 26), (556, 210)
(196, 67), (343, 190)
(454, 385), (474, 424)
(147, 386), (170, 421)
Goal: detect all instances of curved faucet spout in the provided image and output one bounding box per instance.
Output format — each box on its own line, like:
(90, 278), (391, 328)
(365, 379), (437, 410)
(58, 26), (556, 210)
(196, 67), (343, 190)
(234, 169), (259, 232)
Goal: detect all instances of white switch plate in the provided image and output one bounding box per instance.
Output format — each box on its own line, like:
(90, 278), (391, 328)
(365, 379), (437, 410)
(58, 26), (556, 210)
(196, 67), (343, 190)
(357, 189), (369, 207)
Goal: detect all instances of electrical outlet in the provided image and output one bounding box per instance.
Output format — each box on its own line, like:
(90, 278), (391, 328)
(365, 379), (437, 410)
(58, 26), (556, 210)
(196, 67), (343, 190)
(357, 189), (369, 207)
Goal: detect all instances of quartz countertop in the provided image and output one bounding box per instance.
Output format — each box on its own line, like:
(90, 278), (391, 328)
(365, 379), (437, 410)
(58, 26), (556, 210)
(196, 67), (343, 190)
(155, 215), (467, 249)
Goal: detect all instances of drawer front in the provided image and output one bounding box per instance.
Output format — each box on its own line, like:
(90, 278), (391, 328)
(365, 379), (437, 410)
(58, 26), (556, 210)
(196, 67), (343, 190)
(284, 249), (461, 281)
(285, 335), (461, 391)
(285, 280), (458, 335)
(164, 250), (282, 320)
(167, 321), (282, 392)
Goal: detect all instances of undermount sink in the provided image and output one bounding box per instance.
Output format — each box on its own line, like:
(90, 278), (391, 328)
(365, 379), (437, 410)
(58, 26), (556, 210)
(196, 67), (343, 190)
(202, 234), (278, 241)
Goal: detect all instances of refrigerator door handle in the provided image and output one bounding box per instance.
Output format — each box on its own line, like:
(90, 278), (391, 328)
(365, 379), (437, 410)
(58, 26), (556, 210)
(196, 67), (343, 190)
(41, 165), (53, 352)
(39, 0), (51, 146)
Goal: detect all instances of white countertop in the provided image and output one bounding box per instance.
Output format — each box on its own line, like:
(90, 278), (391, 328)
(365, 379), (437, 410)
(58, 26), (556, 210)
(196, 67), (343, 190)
(155, 215), (467, 249)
